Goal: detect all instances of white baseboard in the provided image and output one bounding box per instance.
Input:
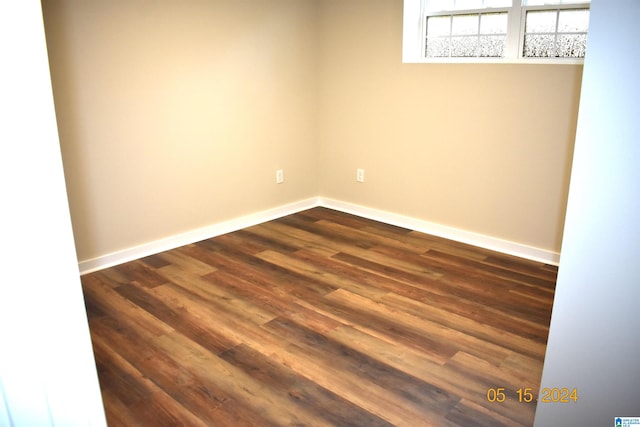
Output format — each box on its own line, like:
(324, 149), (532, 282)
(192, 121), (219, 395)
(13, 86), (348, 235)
(79, 196), (559, 274)
(319, 198), (560, 266)
(78, 198), (320, 275)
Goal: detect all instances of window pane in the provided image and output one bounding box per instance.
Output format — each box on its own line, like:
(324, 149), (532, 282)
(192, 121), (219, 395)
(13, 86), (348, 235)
(426, 0), (512, 10)
(426, 37), (451, 57)
(485, 0), (512, 7)
(454, 0), (483, 10)
(427, 16), (451, 36)
(479, 35), (506, 56)
(525, 11), (557, 33)
(480, 12), (508, 34)
(558, 9), (589, 32)
(452, 14), (479, 35)
(425, 0), (455, 12)
(451, 36), (479, 56)
(523, 0), (590, 5)
(556, 34), (587, 57)
(523, 34), (555, 57)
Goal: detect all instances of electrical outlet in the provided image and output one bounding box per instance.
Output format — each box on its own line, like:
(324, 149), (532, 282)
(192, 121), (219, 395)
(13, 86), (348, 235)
(356, 168), (365, 183)
(276, 169), (284, 184)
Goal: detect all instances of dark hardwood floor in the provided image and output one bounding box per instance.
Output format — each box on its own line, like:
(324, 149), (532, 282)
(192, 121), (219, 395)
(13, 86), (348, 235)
(81, 207), (557, 426)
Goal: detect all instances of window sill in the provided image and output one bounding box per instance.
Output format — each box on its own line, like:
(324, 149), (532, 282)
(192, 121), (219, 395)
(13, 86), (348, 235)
(403, 57), (585, 64)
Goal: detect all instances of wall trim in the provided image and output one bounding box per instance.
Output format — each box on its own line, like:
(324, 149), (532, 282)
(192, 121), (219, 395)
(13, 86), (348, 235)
(79, 196), (559, 274)
(78, 198), (320, 275)
(319, 198), (560, 266)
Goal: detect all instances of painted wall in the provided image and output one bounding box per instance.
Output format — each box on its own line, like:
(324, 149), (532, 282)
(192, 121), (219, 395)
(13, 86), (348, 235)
(316, 0), (582, 256)
(0, 2), (105, 425)
(534, 0), (640, 424)
(42, 0), (319, 263)
(43, 0), (582, 266)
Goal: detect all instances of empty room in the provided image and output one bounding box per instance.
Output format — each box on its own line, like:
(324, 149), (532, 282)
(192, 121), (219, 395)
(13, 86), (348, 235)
(2, 1), (639, 426)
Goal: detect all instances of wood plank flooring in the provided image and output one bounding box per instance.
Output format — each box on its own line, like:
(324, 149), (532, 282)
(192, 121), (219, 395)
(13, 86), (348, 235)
(81, 207), (557, 426)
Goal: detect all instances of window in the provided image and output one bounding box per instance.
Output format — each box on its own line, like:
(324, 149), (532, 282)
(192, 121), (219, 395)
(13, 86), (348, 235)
(522, 7), (589, 58)
(425, 11), (509, 58)
(402, 0), (590, 63)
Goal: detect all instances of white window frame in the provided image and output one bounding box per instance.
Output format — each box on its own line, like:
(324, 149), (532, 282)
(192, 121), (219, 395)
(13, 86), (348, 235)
(402, 0), (590, 64)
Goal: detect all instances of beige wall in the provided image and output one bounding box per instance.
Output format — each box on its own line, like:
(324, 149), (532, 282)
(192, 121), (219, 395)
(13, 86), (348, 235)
(316, 0), (582, 253)
(43, 0), (319, 262)
(43, 0), (582, 264)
